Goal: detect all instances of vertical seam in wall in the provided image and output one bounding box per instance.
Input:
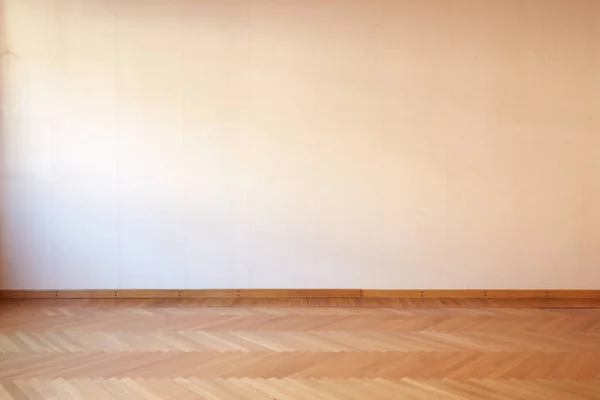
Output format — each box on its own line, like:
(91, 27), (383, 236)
(246, 1), (253, 287)
(375, 0), (384, 279)
(46, 0), (56, 286)
(113, 0), (122, 290)
(180, 0), (187, 288)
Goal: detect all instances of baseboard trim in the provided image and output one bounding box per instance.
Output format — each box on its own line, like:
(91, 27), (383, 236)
(1, 289), (600, 300)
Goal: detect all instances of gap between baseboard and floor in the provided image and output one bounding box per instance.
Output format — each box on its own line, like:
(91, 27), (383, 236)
(1, 289), (600, 300)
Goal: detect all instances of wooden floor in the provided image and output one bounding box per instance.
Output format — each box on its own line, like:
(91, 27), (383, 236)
(1, 298), (600, 399)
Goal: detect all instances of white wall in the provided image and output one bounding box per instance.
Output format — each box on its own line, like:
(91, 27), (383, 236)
(1, 0), (599, 290)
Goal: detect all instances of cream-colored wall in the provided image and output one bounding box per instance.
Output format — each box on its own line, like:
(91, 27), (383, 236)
(1, 0), (599, 290)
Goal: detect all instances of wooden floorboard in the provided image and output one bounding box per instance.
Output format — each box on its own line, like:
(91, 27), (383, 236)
(1, 298), (600, 399)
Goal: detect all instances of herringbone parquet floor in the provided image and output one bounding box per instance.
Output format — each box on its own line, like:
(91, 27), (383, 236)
(1, 298), (600, 399)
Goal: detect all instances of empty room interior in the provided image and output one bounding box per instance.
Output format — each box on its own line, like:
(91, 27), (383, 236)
(1, 0), (600, 398)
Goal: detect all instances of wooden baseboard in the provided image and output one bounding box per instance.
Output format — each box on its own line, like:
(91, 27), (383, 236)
(1, 289), (600, 300)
